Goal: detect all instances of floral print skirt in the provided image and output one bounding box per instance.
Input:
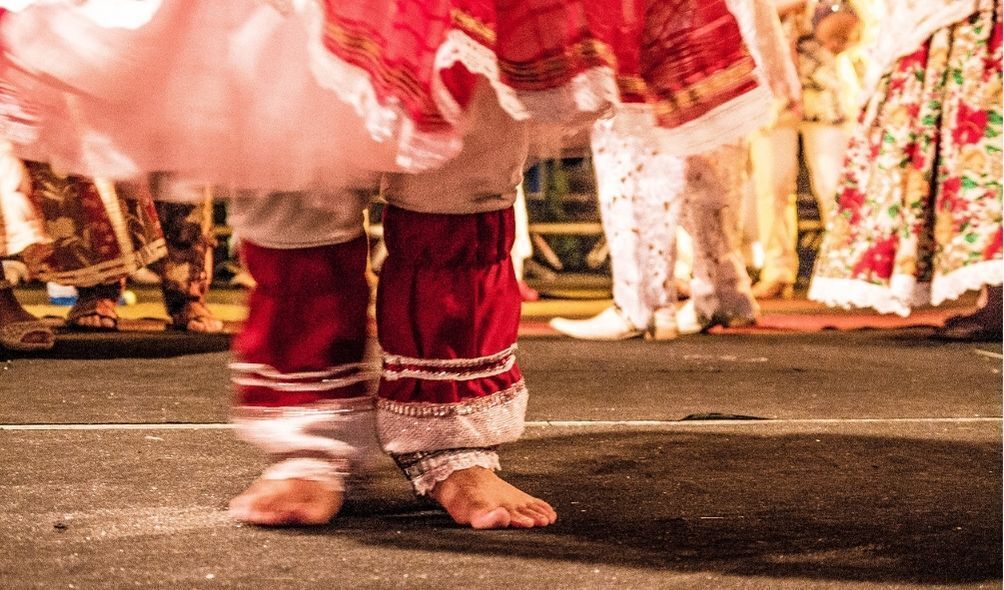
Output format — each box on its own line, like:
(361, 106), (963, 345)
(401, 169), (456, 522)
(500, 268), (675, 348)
(24, 162), (166, 287)
(809, 6), (1003, 316)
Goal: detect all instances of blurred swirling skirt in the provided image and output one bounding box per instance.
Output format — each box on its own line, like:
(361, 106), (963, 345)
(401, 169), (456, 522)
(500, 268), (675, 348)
(0, 0), (771, 191)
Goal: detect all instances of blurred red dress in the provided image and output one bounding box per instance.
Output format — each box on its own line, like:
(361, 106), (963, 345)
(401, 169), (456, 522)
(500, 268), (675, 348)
(0, 0), (771, 188)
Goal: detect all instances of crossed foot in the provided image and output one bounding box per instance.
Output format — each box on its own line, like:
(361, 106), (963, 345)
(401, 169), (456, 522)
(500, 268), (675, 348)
(228, 466), (557, 529)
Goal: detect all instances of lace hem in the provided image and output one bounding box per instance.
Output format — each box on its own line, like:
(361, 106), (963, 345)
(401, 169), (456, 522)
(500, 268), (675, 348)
(376, 381), (528, 454)
(632, 85), (773, 157)
(864, 0), (983, 94)
(930, 260), (1004, 307)
(233, 396), (378, 462)
(299, 0), (462, 173)
(302, 2), (765, 168)
(808, 275), (931, 317)
(393, 448), (500, 496)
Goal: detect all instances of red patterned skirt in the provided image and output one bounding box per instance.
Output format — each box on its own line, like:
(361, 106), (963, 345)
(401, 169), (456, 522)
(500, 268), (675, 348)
(0, 0), (772, 189)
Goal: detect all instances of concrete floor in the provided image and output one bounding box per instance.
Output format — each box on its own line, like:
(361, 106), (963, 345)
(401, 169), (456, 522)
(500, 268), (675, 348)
(0, 302), (1001, 589)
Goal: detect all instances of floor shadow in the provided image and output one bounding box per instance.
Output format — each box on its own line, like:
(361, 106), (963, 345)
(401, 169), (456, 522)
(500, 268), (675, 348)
(1, 329), (232, 360)
(324, 430), (1002, 585)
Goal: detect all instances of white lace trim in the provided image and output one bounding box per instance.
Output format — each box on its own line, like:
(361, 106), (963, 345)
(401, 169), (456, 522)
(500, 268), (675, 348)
(261, 457), (346, 493)
(381, 344), (518, 382)
(930, 260), (1004, 307)
(302, 2), (766, 167)
(407, 450), (500, 497)
(811, 260), (1004, 316)
(808, 275), (931, 317)
(376, 381), (528, 454)
(430, 28), (618, 126)
(299, 0), (461, 173)
(230, 361), (380, 392)
(659, 85), (774, 157)
(863, 0), (983, 95)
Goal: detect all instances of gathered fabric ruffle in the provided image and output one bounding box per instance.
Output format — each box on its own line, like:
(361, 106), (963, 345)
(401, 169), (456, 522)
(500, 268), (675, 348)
(0, 0), (771, 190)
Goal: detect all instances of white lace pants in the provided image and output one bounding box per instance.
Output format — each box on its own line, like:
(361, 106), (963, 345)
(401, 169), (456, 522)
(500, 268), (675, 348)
(591, 116), (758, 328)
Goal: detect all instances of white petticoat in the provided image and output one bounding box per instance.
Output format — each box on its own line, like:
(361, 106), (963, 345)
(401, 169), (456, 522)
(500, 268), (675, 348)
(0, 0), (394, 191)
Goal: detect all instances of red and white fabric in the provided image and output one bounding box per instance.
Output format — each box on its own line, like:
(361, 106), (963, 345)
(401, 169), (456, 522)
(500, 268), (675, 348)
(0, 0), (773, 190)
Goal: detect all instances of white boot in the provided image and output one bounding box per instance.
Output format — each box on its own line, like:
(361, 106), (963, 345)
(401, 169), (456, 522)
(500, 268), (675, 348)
(675, 300), (706, 335)
(549, 306), (644, 341)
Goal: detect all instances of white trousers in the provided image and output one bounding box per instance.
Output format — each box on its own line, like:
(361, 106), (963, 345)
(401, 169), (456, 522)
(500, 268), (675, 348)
(751, 123), (852, 283)
(591, 117), (757, 328)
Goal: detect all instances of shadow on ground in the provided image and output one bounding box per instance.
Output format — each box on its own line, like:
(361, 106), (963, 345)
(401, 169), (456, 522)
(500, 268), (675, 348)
(2, 427), (1000, 587)
(324, 430), (1002, 585)
(1, 329), (232, 360)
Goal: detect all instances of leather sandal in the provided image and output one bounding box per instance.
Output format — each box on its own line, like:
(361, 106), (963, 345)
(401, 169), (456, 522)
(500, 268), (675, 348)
(0, 280), (55, 350)
(168, 300), (223, 333)
(66, 296), (119, 331)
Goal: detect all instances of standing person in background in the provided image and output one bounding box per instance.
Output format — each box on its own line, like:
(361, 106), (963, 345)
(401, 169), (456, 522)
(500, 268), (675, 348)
(0, 142), (54, 351)
(29, 170), (223, 334)
(810, 0), (1002, 340)
(549, 0), (802, 340)
(0, 148), (222, 342)
(750, 0), (864, 299)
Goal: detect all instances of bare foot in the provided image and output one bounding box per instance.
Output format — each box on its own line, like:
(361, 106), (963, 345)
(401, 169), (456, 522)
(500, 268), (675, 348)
(228, 478), (343, 526)
(429, 467), (557, 529)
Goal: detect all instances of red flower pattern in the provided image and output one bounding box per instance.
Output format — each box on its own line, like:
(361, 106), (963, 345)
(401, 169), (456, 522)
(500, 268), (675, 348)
(939, 176), (963, 212)
(984, 226), (1002, 260)
(953, 104), (989, 146)
(838, 186), (865, 223)
(851, 236), (897, 279)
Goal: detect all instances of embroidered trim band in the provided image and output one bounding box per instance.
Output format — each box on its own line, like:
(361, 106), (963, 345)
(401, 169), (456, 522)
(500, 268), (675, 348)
(230, 361), (381, 392)
(376, 380), (525, 418)
(381, 344), (518, 382)
(376, 381), (528, 454)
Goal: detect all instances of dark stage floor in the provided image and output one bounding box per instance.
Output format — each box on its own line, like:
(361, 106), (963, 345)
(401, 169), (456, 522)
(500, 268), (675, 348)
(0, 309), (1000, 589)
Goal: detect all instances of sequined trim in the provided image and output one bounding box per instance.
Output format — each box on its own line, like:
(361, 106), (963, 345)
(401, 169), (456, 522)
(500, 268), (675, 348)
(382, 344), (517, 369)
(376, 380), (525, 418)
(376, 381), (528, 454)
(381, 344), (518, 382)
